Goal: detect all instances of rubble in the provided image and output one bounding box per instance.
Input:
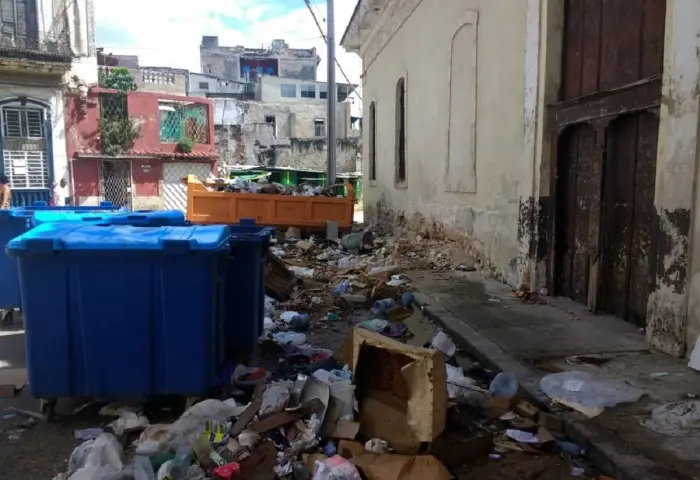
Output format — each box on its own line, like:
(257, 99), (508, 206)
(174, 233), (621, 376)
(44, 229), (602, 480)
(198, 175), (349, 198)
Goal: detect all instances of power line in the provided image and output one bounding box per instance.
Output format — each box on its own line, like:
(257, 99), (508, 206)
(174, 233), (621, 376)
(302, 0), (362, 101)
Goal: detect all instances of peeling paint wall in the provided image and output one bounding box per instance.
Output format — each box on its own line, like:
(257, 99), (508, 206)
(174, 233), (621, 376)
(200, 37), (319, 82)
(212, 97), (357, 172)
(358, 0), (531, 286)
(651, 0), (700, 357)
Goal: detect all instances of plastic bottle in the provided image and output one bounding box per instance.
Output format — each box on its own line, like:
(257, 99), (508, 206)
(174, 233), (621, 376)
(555, 440), (583, 457)
(169, 449), (192, 478)
(372, 298), (396, 312)
(290, 314), (310, 332)
(332, 280), (352, 295)
(401, 292), (415, 307)
(488, 372), (519, 398)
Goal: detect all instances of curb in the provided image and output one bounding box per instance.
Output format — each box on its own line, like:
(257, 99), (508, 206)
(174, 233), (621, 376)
(413, 291), (687, 480)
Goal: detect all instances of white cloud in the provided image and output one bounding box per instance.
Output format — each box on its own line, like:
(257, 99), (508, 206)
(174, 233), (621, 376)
(94, 0), (362, 111)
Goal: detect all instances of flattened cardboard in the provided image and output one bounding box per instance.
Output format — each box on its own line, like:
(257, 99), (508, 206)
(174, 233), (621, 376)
(351, 453), (450, 480)
(350, 328), (447, 454)
(0, 368), (27, 398)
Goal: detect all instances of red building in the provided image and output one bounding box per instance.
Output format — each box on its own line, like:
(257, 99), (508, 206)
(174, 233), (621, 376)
(64, 87), (217, 210)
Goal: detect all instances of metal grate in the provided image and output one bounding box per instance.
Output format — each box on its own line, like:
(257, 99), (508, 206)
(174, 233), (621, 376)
(162, 162), (213, 212)
(159, 102), (208, 144)
(100, 160), (132, 208)
(2, 107), (44, 138)
(99, 94), (128, 120)
(2, 150), (49, 189)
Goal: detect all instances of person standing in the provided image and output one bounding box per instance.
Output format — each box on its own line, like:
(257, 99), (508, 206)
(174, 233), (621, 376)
(0, 175), (11, 209)
(53, 177), (68, 206)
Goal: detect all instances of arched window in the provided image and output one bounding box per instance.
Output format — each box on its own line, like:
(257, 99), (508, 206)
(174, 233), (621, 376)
(369, 101), (376, 181)
(395, 77), (406, 184)
(0, 98), (50, 190)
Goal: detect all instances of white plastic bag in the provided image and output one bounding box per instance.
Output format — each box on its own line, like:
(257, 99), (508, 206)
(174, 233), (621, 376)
(540, 371), (644, 417)
(313, 456), (362, 480)
(67, 433), (124, 480)
(259, 380), (293, 417)
(134, 399), (243, 452)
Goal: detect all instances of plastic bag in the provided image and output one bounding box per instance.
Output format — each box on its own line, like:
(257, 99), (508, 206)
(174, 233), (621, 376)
(68, 433), (123, 476)
(259, 380), (293, 417)
(540, 371), (644, 417)
(272, 332), (307, 346)
(67, 433), (124, 480)
(134, 399), (243, 453)
(313, 456), (362, 480)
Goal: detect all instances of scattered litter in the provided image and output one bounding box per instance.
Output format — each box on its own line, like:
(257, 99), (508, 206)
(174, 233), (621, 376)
(108, 410), (150, 435)
(540, 371), (645, 417)
(640, 400), (700, 437)
(430, 331), (457, 358)
(289, 266), (315, 278)
(364, 438), (390, 454)
(74, 428), (104, 441)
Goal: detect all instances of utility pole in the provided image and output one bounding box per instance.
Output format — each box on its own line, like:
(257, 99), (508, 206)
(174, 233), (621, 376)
(326, 0), (337, 186)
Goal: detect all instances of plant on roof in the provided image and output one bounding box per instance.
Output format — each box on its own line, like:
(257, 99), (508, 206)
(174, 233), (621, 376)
(99, 67), (137, 93)
(177, 137), (194, 153)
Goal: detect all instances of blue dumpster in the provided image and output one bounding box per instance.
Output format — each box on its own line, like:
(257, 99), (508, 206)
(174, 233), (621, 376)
(7, 223), (230, 402)
(0, 202), (124, 323)
(224, 219), (274, 359)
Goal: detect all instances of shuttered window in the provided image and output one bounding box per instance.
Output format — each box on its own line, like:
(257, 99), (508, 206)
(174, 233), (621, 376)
(2, 107), (44, 138)
(1, 105), (49, 189)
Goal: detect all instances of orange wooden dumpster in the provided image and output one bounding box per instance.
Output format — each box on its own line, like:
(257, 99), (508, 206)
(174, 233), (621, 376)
(185, 175), (355, 230)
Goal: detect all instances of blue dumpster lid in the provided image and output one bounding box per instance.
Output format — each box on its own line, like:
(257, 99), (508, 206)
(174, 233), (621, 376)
(8, 223), (231, 254)
(31, 210), (123, 225)
(0, 209), (32, 222)
(102, 210), (186, 225)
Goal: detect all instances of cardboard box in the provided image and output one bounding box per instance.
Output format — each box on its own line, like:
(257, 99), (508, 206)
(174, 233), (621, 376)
(350, 328), (447, 454)
(352, 453), (450, 480)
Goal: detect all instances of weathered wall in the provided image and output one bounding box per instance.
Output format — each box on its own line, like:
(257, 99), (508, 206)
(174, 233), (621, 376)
(213, 98), (351, 139)
(212, 97), (355, 171)
(215, 125), (360, 172)
(65, 88), (216, 157)
(659, 0), (700, 357)
(358, 0), (530, 285)
(200, 37), (319, 82)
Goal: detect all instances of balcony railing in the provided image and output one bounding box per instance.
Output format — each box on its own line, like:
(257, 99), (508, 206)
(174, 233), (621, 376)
(0, 32), (72, 63)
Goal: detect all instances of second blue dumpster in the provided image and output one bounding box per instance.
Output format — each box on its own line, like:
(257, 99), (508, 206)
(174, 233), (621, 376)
(0, 202), (124, 324)
(224, 219), (274, 359)
(7, 223), (230, 400)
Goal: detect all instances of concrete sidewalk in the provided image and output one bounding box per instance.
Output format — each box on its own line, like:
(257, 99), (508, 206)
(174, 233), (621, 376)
(412, 270), (700, 480)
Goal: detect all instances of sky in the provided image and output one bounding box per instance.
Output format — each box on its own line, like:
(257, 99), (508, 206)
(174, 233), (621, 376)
(94, 0), (362, 110)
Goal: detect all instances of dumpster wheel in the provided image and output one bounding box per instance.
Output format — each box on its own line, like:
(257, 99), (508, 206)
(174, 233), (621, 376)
(1, 310), (15, 326)
(40, 399), (57, 422)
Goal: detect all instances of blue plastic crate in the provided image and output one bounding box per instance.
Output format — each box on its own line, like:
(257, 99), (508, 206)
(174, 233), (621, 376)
(7, 223), (230, 398)
(0, 202), (124, 313)
(224, 218), (274, 359)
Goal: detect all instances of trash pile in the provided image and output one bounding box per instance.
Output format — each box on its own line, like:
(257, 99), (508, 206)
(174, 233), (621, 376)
(51, 325), (598, 480)
(48, 228), (600, 480)
(200, 176), (348, 198)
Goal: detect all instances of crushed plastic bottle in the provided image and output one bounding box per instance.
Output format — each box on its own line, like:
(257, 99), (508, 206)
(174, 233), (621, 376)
(488, 372), (519, 398)
(332, 280), (352, 296)
(372, 298), (395, 312)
